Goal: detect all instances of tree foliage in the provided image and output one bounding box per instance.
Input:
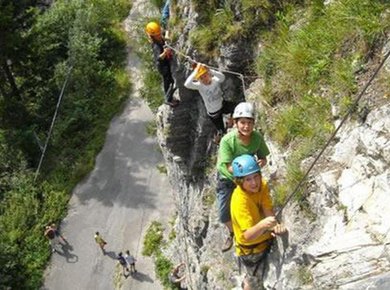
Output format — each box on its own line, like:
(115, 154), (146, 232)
(0, 0), (131, 288)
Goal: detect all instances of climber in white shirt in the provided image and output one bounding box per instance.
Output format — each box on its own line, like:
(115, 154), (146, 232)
(184, 63), (237, 143)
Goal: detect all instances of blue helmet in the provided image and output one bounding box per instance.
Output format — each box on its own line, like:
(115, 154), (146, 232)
(232, 154), (261, 178)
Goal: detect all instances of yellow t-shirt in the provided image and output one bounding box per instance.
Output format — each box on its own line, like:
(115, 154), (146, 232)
(231, 179), (273, 256)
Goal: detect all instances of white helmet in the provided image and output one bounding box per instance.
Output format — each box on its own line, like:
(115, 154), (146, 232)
(233, 102), (255, 119)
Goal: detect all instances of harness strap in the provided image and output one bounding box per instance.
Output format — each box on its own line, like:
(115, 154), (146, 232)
(236, 239), (273, 276)
(252, 245), (271, 276)
(236, 238), (271, 252)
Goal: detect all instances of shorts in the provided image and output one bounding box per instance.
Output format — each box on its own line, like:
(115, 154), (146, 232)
(238, 251), (268, 289)
(216, 174), (236, 223)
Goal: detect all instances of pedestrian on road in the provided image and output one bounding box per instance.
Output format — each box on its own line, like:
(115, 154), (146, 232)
(44, 225), (60, 253)
(94, 232), (107, 254)
(51, 223), (67, 244)
(117, 252), (129, 276)
(125, 250), (137, 274)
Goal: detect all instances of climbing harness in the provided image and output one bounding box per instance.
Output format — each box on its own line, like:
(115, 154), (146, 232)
(237, 239), (273, 277)
(236, 238), (272, 256)
(34, 65), (73, 181)
(275, 48), (390, 220)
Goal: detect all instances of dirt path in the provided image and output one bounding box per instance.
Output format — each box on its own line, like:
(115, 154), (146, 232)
(43, 3), (170, 290)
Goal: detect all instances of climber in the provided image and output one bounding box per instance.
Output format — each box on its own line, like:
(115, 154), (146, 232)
(216, 102), (270, 252)
(161, 0), (170, 32)
(231, 154), (286, 290)
(184, 62), (237, 143)
(168, 262), (186, 289)
(145, 21), (179, 107)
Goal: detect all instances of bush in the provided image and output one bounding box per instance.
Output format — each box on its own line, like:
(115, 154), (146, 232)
(142, 221), (164, 256)
(270, 94), (332, 146)
(190, 6), (242, 56)
(155, 252), (173, 288)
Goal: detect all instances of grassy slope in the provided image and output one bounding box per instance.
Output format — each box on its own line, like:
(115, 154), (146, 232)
(255, 0), (390, 204)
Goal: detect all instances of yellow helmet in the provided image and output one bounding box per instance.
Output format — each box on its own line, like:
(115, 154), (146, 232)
(146, 22), (161, 36)
(195, 65), (208, 80)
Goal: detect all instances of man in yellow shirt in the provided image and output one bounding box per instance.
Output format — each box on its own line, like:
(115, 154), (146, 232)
(230, 154), (286, 290)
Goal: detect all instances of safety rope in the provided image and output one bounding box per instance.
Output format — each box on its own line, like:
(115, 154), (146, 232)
(34, 66), (73, 182)
(164, 42), (250, 98)
(275, 48), (390, 220)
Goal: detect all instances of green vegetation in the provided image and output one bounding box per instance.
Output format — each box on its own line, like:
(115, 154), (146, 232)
(156, 163), (168, 174)
(256, 1), (388, 100)
(255, 0), (389, 205)
(0, 1), (131, 289)
(146, 119), (158, 136)
(150, 0), (165, 9)
(297, 265), (314, 285)
(142, 220), (174, 288)
(143, 221), (165, 256)
(168, 213), (177, 241)
(190, 5), (243, 57)
(188, 1), (300, 56)
(200, 264), (210, 275)
(202, 187), (216, 208)
(155, 252), (174, 288)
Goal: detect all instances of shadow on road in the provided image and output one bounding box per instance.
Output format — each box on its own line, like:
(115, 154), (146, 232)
(56, 242), (78, 263)
(73, 98), (165, 210)
(104, 250), (118, 260)
(129, 270), (154, 283)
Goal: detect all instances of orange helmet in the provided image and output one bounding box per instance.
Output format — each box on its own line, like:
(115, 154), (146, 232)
(146, 22), (161, 36)
(195, 65), (209, 80)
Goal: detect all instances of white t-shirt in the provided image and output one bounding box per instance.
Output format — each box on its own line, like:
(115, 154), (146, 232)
(184, 69), (225, 114)
(125, 254), (136, 265)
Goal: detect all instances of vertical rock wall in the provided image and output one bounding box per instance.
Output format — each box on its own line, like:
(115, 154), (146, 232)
(265, 103), (390, 290)
(154, 1), (390, 289)
(155, 1), (257, 289)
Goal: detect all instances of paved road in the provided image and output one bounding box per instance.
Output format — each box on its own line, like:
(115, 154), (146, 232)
(43, 97), (172, 290)
(43, 2), (171, 289)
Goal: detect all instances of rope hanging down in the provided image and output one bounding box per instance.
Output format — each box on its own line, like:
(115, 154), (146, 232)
(34, 66), (73, 182)
(275, 48), (390, 220)
(164, 42), (248, 97)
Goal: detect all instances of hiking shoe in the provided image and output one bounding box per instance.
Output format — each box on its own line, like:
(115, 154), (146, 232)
(221, 235), (233, 252)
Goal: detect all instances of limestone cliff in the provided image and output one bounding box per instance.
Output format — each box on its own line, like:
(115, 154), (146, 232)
(152, 1), (390, 289)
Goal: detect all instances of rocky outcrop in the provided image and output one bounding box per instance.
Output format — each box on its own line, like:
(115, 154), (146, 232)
(265, 103), (390, 289)
(153, 2), (390, 290)
(155, 2), (256, 289)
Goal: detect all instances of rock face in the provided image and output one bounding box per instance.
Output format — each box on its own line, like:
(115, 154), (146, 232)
(153, 2), (390, 290)
(155, 1), (254, 289)
(265, 104), (390, 290)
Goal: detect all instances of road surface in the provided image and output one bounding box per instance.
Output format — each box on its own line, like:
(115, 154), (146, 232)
(43, 3), (171, 289)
